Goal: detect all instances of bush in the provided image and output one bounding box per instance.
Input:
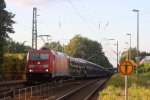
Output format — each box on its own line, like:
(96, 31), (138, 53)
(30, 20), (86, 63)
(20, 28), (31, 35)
(138, 63), (150, 73)
(0, 53), (26, 81)
(99, 72), (150, 100)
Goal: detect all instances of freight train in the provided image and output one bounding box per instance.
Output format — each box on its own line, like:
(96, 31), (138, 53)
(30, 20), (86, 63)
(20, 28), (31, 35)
(26, 49), (113, 81)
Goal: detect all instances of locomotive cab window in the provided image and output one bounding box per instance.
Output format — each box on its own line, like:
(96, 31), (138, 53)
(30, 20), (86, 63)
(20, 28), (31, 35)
(29, 53), (49, 60)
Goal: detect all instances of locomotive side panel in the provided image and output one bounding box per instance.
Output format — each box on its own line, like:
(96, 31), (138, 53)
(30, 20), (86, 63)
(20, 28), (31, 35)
(53, 51), (69, 78)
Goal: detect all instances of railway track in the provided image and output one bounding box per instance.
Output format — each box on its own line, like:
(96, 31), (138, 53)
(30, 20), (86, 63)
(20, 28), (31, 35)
(56, 78), (108, 100)
(0, 79), (77, 100)
(0, 80), (26, 92)
(0, 78), (109, 100)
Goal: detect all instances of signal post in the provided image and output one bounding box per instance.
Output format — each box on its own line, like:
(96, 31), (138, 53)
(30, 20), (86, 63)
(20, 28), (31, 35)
(119, 61), (134, 100)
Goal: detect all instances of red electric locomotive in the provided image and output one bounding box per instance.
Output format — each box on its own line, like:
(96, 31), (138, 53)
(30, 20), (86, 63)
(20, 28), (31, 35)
(26, 49), (113, 82)
(26, 49), (69, 81)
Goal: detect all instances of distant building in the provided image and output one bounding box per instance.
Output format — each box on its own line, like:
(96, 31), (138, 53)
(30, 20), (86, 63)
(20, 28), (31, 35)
(140, 56), (150, 63)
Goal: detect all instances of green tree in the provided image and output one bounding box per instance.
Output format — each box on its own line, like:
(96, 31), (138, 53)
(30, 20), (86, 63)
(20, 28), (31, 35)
(3, 38), (31, 53)
(1, 53), (26, 80)
(64, 35), (86, 57)
(120, 48), (138, 63)
(42, 41), (63, 52)
(64, 35), (113, 68)
(140, 51), (150, 59)
(0, 0), (15, 68)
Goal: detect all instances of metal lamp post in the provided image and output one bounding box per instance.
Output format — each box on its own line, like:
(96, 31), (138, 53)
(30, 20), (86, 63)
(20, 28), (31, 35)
(108, 39), (119, 72)
(125, 42), (129, 60)
(133, 9), (139, 80)
(125, 41), (129, 100)
(114, 41), (119, 72)
(126, 34), (131, 60)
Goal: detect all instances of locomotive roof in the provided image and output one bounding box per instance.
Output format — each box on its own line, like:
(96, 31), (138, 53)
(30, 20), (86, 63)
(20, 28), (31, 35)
(51, 50), (68, 58)
(53, 51), (62, 55)
(29, 49), (51, 52)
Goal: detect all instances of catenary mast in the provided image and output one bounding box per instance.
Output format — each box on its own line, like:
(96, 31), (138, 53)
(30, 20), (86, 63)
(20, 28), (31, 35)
(32, 7), (37, 50)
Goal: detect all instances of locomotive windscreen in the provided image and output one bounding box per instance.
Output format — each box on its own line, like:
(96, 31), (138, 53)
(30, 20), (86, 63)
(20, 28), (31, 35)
(29, 53), (49, 60)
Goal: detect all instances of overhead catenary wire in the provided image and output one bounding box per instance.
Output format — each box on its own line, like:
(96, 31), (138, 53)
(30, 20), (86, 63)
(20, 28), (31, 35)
(44, 0), (85, 36)
(46, 0), (82, 22)
(102, 40), (118, 56)
(104, 21), (109, 30)
(80, 0), (94, 24)
(67, 0), (96, 34)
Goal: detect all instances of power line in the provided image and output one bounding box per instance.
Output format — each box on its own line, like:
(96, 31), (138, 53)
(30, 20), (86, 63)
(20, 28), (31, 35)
(67, 0), (96, 33)
(46, 0), (82, 22)
(80, 0), (94, 22)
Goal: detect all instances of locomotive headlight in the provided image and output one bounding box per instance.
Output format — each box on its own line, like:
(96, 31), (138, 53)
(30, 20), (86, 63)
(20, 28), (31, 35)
(29, 69), (33, 72)
(43, 64), (48, 68)
(45, 69), (48, 72)
(29, 65), (34, 68)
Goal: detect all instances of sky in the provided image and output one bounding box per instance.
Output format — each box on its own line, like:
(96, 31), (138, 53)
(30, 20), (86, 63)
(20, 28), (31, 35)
(4, 0), (150, 67)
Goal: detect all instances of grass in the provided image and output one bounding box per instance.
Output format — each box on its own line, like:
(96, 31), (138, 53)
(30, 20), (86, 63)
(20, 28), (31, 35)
(98, 72), (150, 100)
